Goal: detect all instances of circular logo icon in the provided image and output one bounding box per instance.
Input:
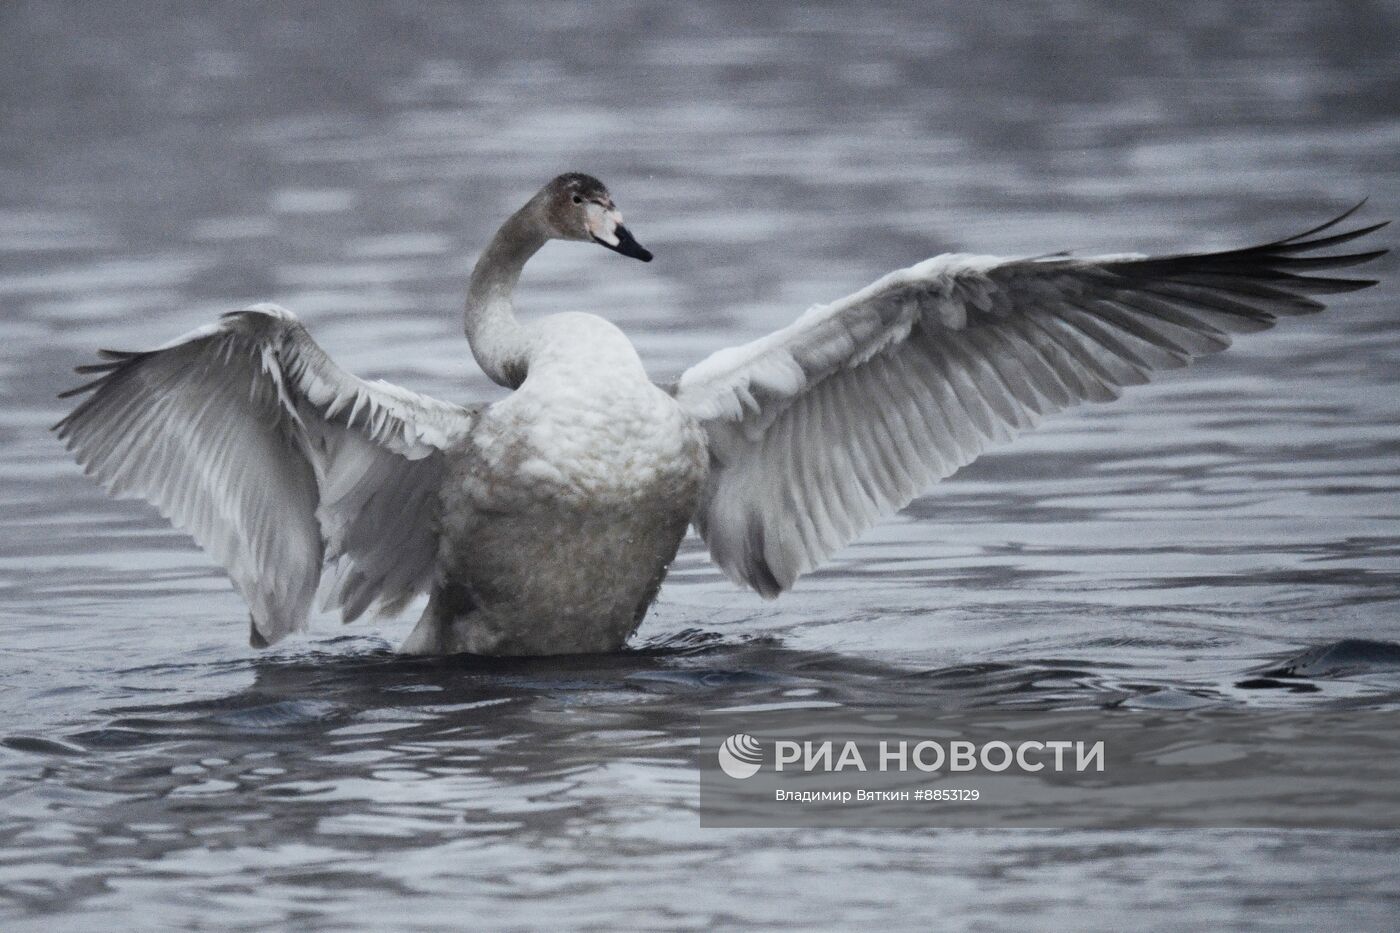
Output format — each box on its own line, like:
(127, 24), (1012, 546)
(717, 733), (763, 779)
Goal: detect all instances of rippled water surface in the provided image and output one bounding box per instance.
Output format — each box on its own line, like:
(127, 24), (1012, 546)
(3, 2), (1400, 929)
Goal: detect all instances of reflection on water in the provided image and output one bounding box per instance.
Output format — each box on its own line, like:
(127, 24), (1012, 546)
(2, 1), (1399, 929)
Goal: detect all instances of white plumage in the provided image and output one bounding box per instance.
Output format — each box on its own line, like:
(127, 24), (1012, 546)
(55, 179), (1386, 654)
(56, 304), (476, 645)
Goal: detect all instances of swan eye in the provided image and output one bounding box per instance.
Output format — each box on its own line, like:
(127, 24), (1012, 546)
(572, 195), (583, 204)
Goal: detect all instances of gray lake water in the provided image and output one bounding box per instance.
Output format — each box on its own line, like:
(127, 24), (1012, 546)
(3, 2), (1400, 929)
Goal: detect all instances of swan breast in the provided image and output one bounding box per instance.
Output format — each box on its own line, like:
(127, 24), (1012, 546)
(454, 314), (708, 512)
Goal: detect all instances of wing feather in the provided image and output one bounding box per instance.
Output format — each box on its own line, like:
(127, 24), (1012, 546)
(677, 207), (1387, 595)
(55, 304), (477, 644)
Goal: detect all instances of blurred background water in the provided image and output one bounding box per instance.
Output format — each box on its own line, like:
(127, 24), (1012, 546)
(2, 1), (1399, 929)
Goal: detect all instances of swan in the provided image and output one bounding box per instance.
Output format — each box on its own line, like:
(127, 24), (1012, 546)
(55, 174), (1387, 655)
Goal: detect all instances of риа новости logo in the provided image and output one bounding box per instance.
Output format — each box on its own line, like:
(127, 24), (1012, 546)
(717, 734), (763, 779)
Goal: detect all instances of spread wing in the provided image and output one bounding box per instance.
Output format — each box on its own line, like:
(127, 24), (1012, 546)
(54, 303), (478, 645)
(674, 205), (1387, 597)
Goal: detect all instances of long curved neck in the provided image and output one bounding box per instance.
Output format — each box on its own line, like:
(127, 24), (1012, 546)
(465, 200), (548, 388)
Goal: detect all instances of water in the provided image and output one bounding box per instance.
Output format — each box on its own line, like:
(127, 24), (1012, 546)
(3, 1), (1400, 928)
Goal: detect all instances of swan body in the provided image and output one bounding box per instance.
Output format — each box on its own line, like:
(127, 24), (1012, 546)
(419, 312), (708, 655)
(55, 173), (1387, 655)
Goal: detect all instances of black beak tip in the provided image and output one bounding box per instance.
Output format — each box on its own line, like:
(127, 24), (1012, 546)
(596, 224), (653, 262)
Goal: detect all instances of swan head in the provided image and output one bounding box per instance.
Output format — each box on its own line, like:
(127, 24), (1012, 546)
(539, 172), (652, 262)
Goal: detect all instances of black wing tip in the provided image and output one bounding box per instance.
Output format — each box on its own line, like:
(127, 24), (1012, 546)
(1286, 219), (1390, 253)
(56, 346), (148, 399)
(1204, 205), (1387, 277)
(1319, 277), (1380, 292)
(1329, 247), (1389, 264)
(73, 361), (120, 375)
(56, 376), (106, 399)
(1275, 198), (1372, 245)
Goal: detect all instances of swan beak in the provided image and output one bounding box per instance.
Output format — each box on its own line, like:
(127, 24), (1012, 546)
(588, 207), (653, 262)
(595, 223), (653, 262)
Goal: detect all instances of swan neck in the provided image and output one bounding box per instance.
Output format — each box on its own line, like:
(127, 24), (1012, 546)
(465, 202), (547, 387)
